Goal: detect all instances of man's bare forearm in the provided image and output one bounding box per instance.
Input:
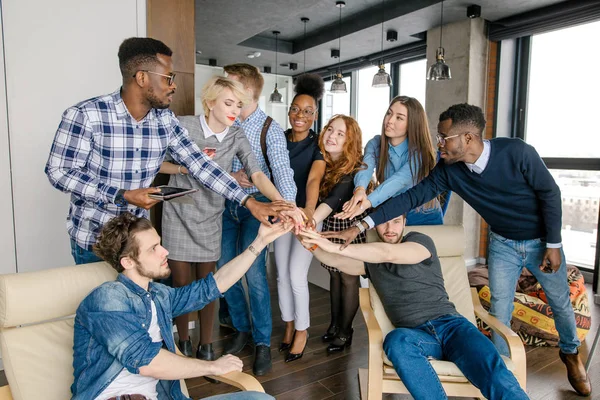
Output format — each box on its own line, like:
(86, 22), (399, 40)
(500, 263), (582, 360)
(311, 248), (365, 275)
(213, 238), (266, 292)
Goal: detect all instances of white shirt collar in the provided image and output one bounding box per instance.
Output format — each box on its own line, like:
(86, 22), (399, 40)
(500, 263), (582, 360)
(200, 115), (229, 142)
(465, 140), (490, 174)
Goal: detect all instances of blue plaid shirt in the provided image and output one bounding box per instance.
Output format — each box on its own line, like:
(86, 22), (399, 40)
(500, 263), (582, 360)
(45, 89), (247, 250)
(232, 107), (296, 202)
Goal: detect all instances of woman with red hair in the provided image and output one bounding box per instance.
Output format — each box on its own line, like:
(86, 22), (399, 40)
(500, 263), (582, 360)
(308, 114), (366, 353)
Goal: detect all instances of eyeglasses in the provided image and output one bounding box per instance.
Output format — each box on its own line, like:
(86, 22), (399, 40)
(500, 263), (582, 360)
(436, 133), (460, 145)
(436, 131), (480, 145)
(134, 70), (176, 86)
(289, 106), (316, 117)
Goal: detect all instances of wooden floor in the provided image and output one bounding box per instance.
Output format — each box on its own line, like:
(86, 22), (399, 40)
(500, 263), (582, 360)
(183, 258), (600, 400)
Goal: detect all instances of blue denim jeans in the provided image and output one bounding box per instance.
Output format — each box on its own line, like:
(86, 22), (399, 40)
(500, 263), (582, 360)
(383, 314), (528, 400)
(217, 195), (271, 346)
(70, 239), (102, 265)
(488, 231), (580, 356)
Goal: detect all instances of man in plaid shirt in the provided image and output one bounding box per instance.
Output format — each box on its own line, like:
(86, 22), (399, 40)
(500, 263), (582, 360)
(45, 38), (292, 265)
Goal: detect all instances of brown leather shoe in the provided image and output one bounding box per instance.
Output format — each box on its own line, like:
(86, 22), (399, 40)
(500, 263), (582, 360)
(559, 350), (592, 396)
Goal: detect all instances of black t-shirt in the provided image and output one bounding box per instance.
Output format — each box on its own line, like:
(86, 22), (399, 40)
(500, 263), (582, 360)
(364, 232), (458, 328)
(286, 129), (324, 208)
(320, 174), (355, 214)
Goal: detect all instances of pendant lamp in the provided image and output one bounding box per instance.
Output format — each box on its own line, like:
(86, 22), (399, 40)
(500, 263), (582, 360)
(269, 30), (283, 103)
(427, 0), (452, 81)
(330, 1), (347, 94)
(372, 0), (392, 88)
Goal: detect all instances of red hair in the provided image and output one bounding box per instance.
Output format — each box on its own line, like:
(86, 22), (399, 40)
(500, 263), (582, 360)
(318, 114), (365, 198)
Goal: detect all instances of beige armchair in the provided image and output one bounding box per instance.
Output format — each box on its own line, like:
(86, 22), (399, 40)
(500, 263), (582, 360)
(0, 262), (263, 400)
(358, 225), (526, 400)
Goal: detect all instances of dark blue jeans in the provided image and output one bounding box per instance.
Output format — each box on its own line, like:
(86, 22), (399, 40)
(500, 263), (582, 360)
(217, 195), (271, 346)
(70, 239), (102, 265)
(383, 314), (529, 400)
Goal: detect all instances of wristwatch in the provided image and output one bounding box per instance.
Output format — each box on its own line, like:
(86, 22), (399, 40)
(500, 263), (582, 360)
(115, 189), (128, 207)
(353, 219), (367, 233)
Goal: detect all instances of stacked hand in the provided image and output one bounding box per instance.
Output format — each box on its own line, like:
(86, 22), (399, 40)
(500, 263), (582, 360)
(258, 220), (295, 244)
(246, 199), (295, 225)
(298, 229), (338, 253)
(335, 187), (371, 220)
(321, 227), (360, 250)
(279, 206), (307, 234)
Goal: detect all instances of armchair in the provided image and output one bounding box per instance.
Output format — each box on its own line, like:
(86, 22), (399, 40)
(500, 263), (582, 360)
(358, 225), (526, 399)
(0, 262), (263, 400)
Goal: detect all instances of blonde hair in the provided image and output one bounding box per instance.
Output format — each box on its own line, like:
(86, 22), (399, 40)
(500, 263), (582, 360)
(223, 63), (264, 101)
(201, 76), (251, 116)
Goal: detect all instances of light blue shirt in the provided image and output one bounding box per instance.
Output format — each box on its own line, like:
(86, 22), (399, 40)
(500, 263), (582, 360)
(355, 136), (416, 208)
(231, 107), (297, 202)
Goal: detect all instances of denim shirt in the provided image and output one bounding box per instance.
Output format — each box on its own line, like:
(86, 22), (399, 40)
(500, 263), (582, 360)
(355, 136), (443, 226)
(71, 273), (222, 399)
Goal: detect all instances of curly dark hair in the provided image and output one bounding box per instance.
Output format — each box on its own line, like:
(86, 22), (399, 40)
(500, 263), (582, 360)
(439, 103), (486, 134)
(93, 213), (154, 272)
(118, 37), (173, 80)
(293, 73), (325, 102)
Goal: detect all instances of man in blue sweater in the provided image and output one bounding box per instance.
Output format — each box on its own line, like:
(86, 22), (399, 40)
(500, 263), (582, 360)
(328, 103), (591, 396)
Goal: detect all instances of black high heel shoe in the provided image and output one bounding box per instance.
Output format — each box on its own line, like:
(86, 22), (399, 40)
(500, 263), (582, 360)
(326, 329), (353, 354)
(285, 333), (309, 363)
(321, 325), (339, 343)
(279, 330), (296, 352)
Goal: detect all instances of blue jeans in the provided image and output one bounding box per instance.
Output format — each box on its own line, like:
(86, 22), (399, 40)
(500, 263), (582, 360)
(217, 195), (271, 346)
(383, 314), (528, 400)
(204, 391), (274, 400)
(70, 239), (102, 265)
(488, 231), (580, 356)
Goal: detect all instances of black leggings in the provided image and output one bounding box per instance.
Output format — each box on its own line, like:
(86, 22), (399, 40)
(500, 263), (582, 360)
(169, 260), (216, 345)
(328, 270), (359, 336)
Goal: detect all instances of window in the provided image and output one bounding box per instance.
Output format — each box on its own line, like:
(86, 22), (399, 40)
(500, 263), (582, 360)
(525, 21), (600, 158)
(398, 59), (427, 107)
(357, 64), (390, 145)
(320, 76), (351, 124)
(503, 19), (600, 272)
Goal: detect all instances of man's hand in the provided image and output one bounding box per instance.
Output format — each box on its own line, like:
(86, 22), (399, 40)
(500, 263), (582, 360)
(280, 206), (307, 233)
(336, 188), (370, 220)
(321, 226), (360, 250)
(540, 247), (562, 273)
(299, 229), (339, 253)
(258, 221), (294, 244)
(231, 169), (254, 188)
(209, 354), (243, 376)
(246, 198), (295, 225)
(123, 188), (162, 209)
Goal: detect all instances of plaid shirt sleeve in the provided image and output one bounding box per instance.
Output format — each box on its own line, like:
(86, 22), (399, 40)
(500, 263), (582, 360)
(167, 115), (247, 204)
(266, 123), (297, 202)
(44, 107), (119, 204)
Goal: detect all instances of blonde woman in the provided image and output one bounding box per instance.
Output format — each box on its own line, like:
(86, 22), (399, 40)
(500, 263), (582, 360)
(160, 76), (294, 367)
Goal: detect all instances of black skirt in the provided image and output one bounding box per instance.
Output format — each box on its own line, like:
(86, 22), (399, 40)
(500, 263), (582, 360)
(320, 213), (367, 272)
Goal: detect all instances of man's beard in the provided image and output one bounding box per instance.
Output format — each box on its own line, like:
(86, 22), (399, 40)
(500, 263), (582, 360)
(146, 86), (171, 110)
(135, 261), (170, 280)
(377, 231), (402, 244)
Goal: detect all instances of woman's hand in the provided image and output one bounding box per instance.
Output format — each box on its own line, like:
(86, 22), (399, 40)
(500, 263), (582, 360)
(279, 205), (307, 233)
(336, 188), (371, 220)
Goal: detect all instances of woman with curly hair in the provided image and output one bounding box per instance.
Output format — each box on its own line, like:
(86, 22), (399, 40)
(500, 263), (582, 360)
(274, 74), (326, 363)
(336, 96), (443, 224)
(312, 114), (366, 354)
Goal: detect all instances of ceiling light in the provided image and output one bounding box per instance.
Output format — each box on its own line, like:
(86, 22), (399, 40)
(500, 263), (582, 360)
(330, 1), (347, 94)
(427, 0), (452, 81)
(301, 17), (309, 73)
(246, 51), (261, 58)
(372, 0), (391, 88)
(269, 31), (283, 103)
